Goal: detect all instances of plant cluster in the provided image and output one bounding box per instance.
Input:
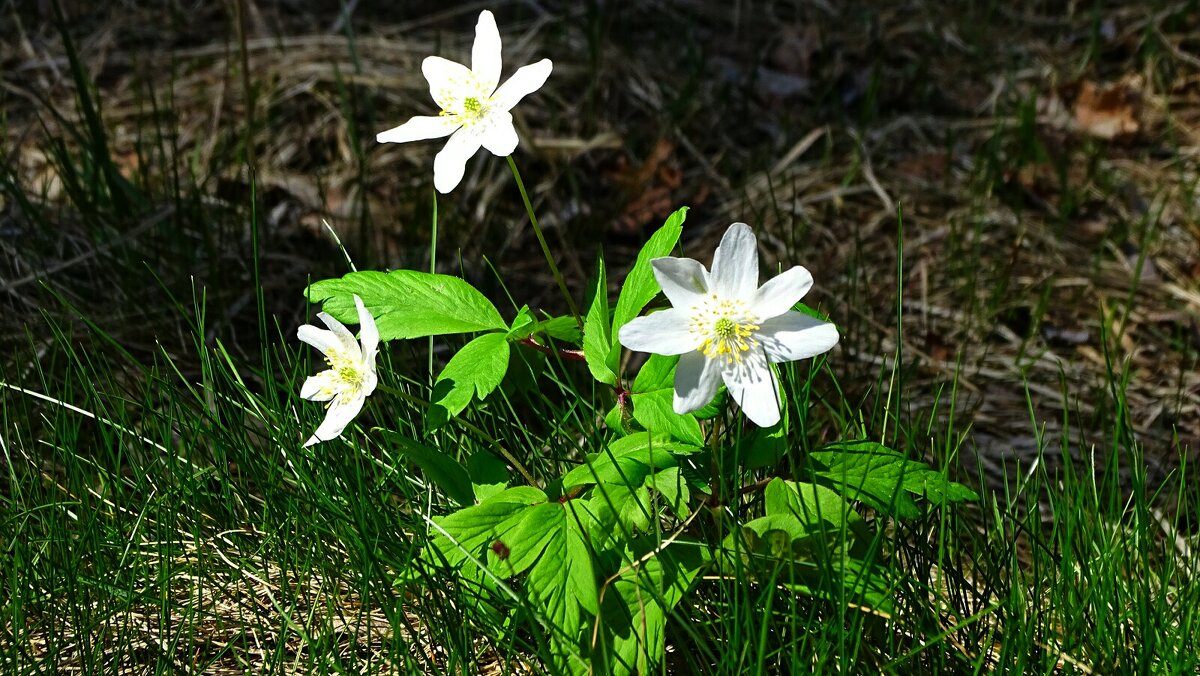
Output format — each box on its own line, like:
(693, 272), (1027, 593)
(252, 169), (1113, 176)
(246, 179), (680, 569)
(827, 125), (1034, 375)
(296, 10), (976, 673)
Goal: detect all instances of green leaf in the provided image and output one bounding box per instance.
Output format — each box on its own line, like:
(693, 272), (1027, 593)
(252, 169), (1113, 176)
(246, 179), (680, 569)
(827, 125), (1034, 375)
(432, 486), (547, 566)
(467, 450), (508, 503)
(584, 256), (618, 385)
(631, 353), (677, 392)
(563, 435), (682, 490)
(610, 207), (687, 336)
(379, 431), (473, 507)
(608, 432), (702, 457)
(692, 385), (727, 419)
(590, 481), (653, 533)
(651, 466), (690, 521)
(808, 440), (979, 519)
(428, 333), (511, 426)
(793, 301), (832, 322)
(538, 316), (582, 344)
(631, 389), (704, 446)
(607, 576), (666, 676)
(740, 416), (788, 471)
(507, 305), (537, 339)
(627, 355), (705, 444)
(521, 504), (596, 657)
(742, 513), (811, 543)
(564, 508), (600, 616)
(764, 478), (861, 530)
(599, 541), (708, 675)
(501, 502), (563, 574)
(306, 270), (506, 340)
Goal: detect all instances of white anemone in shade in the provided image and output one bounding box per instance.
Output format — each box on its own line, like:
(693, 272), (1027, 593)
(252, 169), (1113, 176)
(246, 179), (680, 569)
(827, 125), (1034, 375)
(376, 10), (553, 193)
(298, 295), (379, 446)
(618, 223), (839, 427)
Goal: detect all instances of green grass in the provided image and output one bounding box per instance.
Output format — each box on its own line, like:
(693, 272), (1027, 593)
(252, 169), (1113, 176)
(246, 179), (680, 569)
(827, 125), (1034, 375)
(3, 1), (1200, 673)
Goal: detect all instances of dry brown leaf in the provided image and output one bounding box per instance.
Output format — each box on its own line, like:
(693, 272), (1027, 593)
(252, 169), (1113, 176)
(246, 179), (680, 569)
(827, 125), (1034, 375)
(1073, 77), (1141, 140)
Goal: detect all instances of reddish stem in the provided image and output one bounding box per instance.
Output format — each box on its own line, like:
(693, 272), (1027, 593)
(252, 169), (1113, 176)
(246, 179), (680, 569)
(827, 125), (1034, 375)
(517, 337), (587, 362)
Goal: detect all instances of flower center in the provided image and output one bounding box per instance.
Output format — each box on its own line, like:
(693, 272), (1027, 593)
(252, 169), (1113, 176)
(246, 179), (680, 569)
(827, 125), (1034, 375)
(689, 294), (760, 363)
(322, 350), (367, 402)
(439, 84), (492, 127)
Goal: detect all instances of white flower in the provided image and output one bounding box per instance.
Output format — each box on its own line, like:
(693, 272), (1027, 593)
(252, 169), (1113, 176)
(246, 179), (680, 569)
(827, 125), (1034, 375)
(618, 223), (839, 427)
(298, 295), (379, 446)
(376, 10), (553, 193)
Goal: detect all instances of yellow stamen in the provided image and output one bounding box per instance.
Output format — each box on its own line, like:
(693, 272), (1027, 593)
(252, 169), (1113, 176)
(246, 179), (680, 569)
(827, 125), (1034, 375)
(689, 294), (760, 364)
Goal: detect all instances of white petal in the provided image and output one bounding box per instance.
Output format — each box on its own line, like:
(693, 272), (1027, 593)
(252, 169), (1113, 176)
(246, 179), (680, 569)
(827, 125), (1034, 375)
(422, 56), (474, 110)
(709, 222), (759, 300)
(673, 351), (722, 414)
(758, 312), (839, 363)
(433, 128), (483, 193)
(318, 312), (362, 361)
(751, 266), (813, 320)
(492, 59), (552, 111)
(471, 10), (502, 94)
(650, 257), (709, 309)
(479, 110), (519, 156)
(722, 351), (781, 427)
(297, 324), (341, 355)
(303, 395), (366, 447)
(376, 116), (459, 144)
(300, 370), (340, 402)
(617, 309), (702, 355)
(360, 370), (379, 399)
(353, 295), (379, 369)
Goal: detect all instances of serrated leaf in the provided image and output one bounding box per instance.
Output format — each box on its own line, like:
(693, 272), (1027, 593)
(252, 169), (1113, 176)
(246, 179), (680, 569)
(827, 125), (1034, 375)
(539, 315), (582, 344)
(563, 437), (680, 491)
(507, 305), (537, 339)
(651, 466), (690, 521)
(379, 431), (473, 507)
(432, 486), (546, 566)
(608, 432), (702, 457)
(584, 256), (618, 385)
(306, 270), (505, 340)
(631, 389), (704, 446)
(428, 333), (511, 426)
(522, 504), (595, 658)
(764, 478), (862, 531)
(590, 481), (653, 533)
(610, 207), (688, 336)
(564, 512), (600, 616)
(467, 450), (508, 503)
(631, 353), (677, 393)
(604, 400), (631, 436)
(808, 440), (978, 519)
(599, 541), (708, 676)
(501, 502), (562, 574)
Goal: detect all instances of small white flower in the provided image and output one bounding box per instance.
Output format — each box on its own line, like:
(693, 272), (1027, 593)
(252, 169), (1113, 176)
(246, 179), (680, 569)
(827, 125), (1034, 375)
(298, 295), (379, 446)
(376, 10), (553, 193)
(618, 223), (839, 427)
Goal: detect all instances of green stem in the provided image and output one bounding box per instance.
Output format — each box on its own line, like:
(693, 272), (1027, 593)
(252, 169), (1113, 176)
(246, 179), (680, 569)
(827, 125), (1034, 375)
(428, 192), (438, 386)
(377, 383), (538, 488)
(505, 155), (582, 325)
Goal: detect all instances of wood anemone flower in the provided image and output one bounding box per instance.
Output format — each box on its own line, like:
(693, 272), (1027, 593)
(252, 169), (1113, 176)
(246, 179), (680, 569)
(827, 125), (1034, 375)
(376, 10), (553, 193)
(298, 295), (379, 446)
(618, 223), (839, 427)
